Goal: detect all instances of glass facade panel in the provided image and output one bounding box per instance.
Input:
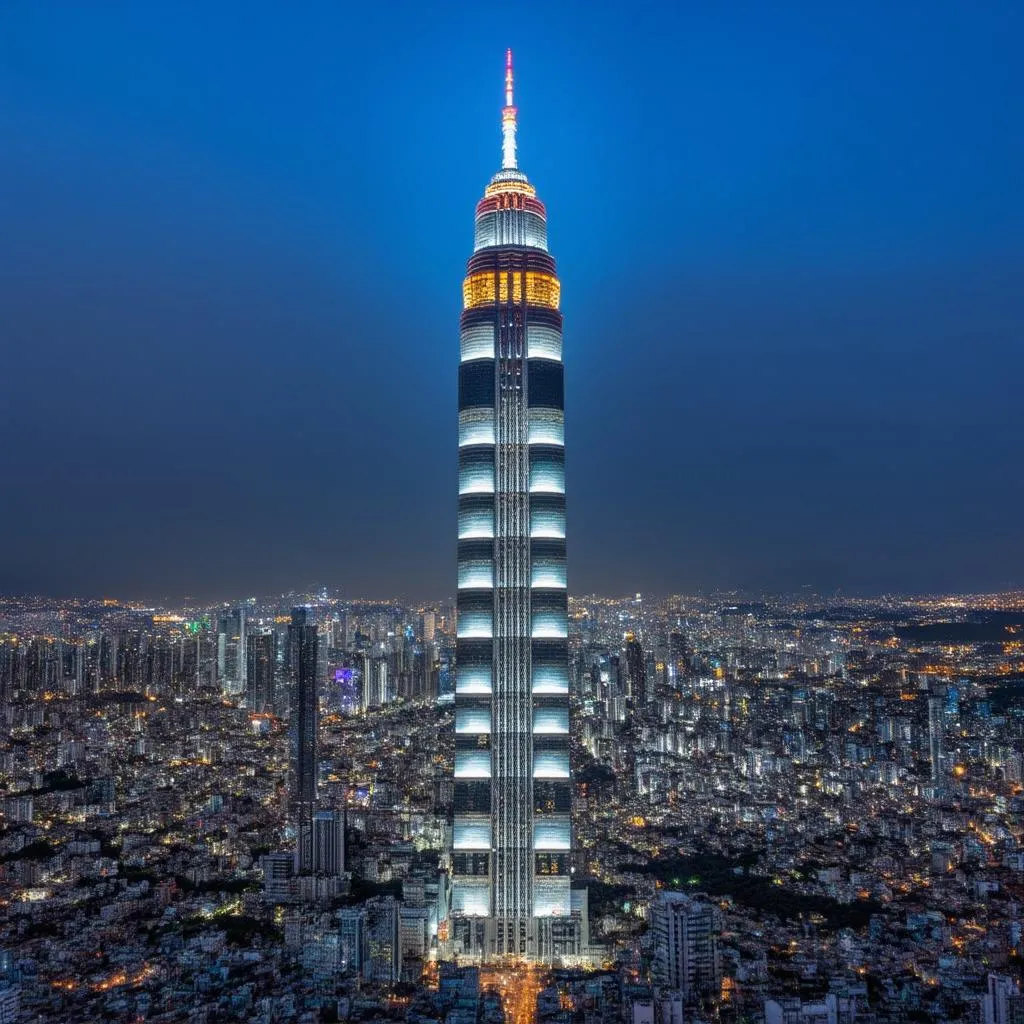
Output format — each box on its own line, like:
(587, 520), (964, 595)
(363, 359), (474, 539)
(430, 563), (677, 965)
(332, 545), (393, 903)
(532, 610), (568, 639)
(532, 667), (569, 694)
(533, 706), (569, 734)
(458, 507), (494, 539)
(456, 706), (492, 734)
(459, 408), (495, 447)
(529, 455), (565, 494)
(453, 818), (492, 849)
(455, 750), (492, 778)
(533, 816), (571, 849)
(528, 408), (564, 446)
(530, 558), (566, 589)
(461, 323), (495, 361)
(451, 879), (490, 917)
(533, 750), (570, 778)
(457, 610), (493, 639)
(458, 558), (494, 589)
(533, 877), (571, 917)
(526, 325), (562, 361)
(456, 668), (493, 695)
(530, 505), (565, 539)
(459, 462), (495, 495)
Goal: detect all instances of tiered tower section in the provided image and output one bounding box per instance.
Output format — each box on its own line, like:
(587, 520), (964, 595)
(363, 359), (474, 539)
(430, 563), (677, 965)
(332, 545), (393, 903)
(451, 51), (574, 961)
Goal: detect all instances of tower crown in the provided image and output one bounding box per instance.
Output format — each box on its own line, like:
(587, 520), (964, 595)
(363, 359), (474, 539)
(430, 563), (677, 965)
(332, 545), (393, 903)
(501, 48), (517, 170)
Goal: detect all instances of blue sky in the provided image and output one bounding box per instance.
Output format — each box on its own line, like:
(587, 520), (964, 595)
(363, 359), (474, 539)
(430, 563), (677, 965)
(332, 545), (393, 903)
(2, 0), (1022, 599)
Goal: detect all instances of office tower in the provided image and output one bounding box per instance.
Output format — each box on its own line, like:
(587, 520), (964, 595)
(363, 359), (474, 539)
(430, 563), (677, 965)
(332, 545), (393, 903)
(985, 974), (1024, 1024)
(928, 689), (945, 783)
(298, 808), (345, 877)
(216, 607), (246, 692)
(311, 808), (345, 876)
(364, 896), (401, 983)
(288, 607), (319, 815)
(422, 610), (436, 642)
(452, 51), (575, 961)
(651, 892), (722, 1002)
(339, 907), (366, 975)
(623, 632), (645, 702)
(246, 631), (276, 714)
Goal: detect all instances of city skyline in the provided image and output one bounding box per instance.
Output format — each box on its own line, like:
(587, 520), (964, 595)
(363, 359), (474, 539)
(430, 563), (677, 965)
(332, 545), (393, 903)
(3, 1), (1023, 599)
(1, 9), (1023, 1014)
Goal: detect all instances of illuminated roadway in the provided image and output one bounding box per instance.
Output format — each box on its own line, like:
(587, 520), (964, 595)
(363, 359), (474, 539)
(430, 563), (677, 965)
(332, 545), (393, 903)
(481, 962), (548, 1024)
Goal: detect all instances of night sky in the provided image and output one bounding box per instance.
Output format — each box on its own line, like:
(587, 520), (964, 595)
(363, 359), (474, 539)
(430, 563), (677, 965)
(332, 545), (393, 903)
(2, 1), (1022, 602)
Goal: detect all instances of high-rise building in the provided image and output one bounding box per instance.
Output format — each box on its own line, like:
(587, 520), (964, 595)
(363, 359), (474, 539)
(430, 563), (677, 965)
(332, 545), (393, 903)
(451, 51), (576, 961)
(288, 608), (319, 815)
(651, 892), (721, 1002)
(928, 688), (946, 783)
(246, 630), (276, 714)
(298, 807), (345, 877)
(984, 974), (1024, 1024)
(422, 610), (436, 642)
(216, 607), (246, 692)
(623, 632), (645, 702)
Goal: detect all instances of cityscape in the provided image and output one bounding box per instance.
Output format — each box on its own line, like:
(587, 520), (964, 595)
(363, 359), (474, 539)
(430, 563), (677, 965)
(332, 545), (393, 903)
(3, 3), (1023, 1023)
(1, 587), (1023, 1022)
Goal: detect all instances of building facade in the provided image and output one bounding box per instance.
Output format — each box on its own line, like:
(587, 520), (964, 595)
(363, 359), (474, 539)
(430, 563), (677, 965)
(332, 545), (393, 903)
(288, 607), (319, 818)
(451, 51), (576, 961)
(651, 892), (722, 1002)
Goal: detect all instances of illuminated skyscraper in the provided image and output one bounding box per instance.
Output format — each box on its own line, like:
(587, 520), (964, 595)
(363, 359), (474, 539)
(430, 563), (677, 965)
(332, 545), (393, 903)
(452, 51), (577, 960)
(246, 630), (276, 714)
(289, 607), (319, 811)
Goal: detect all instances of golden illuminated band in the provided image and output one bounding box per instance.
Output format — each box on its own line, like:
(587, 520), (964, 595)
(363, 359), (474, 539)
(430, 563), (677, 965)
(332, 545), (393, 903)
(462, 271), (561, 311)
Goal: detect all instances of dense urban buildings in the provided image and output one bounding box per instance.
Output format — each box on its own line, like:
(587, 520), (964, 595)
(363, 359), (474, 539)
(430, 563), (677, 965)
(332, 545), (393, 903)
(452, 50), (578, 963)
(1, 587), (1023, 1021)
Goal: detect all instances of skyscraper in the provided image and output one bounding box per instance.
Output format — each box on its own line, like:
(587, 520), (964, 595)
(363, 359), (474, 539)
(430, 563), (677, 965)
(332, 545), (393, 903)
(451, 51), (575, 961)
(246, 630), (276, 715)
(651, 891), (722, 1002)
(289, 607), (319, 814)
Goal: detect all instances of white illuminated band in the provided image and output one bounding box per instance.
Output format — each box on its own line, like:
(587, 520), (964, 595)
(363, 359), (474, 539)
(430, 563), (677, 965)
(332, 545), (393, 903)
(529, 461), (565, 494)
(461, 323), (495, 361)
(533, 817), (571, 849)
(528, 408), (564, 446)
(533, 706), (569, 734)
(530, 509), (566, 539)
(455, 750), (492, 778)
(532, 612), (568, 639)
(454, 818), (492, 849)
(533, 751), (570, 779)
(459, 408), (495, 447)
(457, 611), (493, 639)
(526, 326), (562, 361)
(455, 706), (492, 733)
(456, 669), (493, 695)
(458, 559), (494, 589)
(459, 463), (495, 495)
(458, 509), (494, 539)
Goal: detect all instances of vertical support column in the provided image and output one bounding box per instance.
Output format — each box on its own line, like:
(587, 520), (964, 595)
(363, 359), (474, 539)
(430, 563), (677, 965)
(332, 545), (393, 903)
(492, 268), (534, 955)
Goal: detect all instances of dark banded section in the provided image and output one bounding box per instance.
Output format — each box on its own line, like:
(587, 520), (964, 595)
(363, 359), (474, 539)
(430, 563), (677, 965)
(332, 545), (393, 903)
(533, 780), (572, 814)
(523, 307), (562, 333)
(454, 782), (492, 815)
(459, 360), (496, 409)
(527, 360), (564, 410)
(457, 639), (494, 671)
(467, 247), (557, 277)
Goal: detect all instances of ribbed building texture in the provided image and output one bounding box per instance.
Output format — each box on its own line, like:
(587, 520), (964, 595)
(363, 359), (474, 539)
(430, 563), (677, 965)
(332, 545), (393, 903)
(651, 891), (722, 1001)
(450, 51), (579, 961)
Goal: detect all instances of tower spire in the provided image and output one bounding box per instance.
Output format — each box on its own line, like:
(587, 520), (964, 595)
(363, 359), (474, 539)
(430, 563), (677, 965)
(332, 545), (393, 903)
(501, 48), (517, 169)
